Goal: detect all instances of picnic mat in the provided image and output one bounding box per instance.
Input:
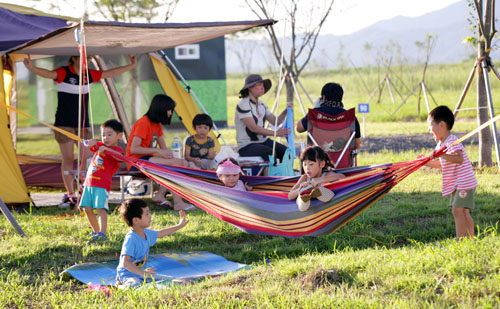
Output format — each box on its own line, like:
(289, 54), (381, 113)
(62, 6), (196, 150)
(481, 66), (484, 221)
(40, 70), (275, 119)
(61, 251), (248, 286)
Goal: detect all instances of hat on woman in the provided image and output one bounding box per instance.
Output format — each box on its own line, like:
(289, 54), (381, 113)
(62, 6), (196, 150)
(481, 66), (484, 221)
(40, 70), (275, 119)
(239, 74), (272, 96)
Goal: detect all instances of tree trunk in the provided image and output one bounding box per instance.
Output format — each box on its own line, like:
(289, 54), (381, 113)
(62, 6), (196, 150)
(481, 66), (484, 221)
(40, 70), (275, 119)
(476, 0), (493, 167)
(476, 60), (493, 166)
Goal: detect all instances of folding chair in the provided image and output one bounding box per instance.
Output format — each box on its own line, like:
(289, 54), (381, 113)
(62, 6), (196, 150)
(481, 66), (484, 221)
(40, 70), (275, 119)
(307, 108), (357, 169)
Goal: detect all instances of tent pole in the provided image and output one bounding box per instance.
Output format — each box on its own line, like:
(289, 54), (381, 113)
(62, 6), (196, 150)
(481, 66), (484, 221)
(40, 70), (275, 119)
(76, 22), (84, 198)
(158, 50), (227, 145)
(7, 56), (18, 148)
(0, 198), (25, 237)
(93, 56), (131, 141)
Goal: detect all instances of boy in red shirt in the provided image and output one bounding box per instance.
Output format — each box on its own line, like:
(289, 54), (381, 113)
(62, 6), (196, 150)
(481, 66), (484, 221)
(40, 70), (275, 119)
(80, 119), (125, 240)
(418, 106), (478, 240)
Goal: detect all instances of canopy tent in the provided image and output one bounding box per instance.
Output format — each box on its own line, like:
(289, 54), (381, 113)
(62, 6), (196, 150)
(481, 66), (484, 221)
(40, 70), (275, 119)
(0, 3), (276, 204)
(0, 3), (73, 52)
(4, 19), (275, 59)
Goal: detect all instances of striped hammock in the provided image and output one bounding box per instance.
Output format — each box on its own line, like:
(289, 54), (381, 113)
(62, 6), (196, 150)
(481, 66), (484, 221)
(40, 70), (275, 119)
(109, 150), (438, 238)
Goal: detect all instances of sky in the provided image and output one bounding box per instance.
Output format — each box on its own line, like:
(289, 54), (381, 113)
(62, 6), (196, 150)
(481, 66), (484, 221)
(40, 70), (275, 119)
(4, 0), (462, 36)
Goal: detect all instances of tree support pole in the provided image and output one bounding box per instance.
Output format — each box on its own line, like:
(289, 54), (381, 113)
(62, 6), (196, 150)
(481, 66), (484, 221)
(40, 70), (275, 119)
(385, 76), (396, 104)
(391, 83), (420, 116)
(480, 59), (500, 169)
(420, 81), (431, 114)
(454, 63), (477, 117)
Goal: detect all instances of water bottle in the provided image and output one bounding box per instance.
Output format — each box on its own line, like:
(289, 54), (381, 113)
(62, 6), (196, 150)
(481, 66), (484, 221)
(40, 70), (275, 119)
(171, 134), (182, 159)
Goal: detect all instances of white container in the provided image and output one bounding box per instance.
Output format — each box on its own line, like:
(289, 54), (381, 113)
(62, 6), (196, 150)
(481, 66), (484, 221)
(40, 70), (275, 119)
(171, 134), (182, 159)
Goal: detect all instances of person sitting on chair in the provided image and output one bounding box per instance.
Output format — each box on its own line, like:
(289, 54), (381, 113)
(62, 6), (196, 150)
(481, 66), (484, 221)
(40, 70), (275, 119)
(235, 74), (291, 162)
(296, 82), (361, 149)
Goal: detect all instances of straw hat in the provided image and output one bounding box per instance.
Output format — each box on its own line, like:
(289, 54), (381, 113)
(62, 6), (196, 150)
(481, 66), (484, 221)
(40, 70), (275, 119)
(239, 74), (272, 95)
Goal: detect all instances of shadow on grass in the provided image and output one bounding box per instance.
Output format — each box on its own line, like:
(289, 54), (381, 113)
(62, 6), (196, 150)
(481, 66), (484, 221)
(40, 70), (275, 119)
(3, 190), (499, 268)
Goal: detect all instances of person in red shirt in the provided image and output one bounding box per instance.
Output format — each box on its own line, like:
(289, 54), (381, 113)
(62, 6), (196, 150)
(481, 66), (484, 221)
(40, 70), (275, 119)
(80, 119), (125, 240)
(23, 55), (137, 209)
(126, 94), (194, 211)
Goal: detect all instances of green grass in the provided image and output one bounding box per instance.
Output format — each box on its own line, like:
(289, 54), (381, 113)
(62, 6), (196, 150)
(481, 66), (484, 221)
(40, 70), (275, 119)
(6, 61), (500, 307)
(1, 168), (499, 307)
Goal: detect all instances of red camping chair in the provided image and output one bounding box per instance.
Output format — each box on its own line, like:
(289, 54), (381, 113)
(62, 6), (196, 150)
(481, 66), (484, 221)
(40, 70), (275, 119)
(307, 108), (357, 169)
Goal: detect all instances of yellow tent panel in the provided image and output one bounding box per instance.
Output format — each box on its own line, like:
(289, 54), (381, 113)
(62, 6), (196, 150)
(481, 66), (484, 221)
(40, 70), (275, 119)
(0, 57), (30, 204)
(150, 54), (221, 152)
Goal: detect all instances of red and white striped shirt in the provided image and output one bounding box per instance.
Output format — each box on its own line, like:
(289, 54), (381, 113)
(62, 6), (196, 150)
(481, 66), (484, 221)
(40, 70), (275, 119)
(437, 134), (478, 196)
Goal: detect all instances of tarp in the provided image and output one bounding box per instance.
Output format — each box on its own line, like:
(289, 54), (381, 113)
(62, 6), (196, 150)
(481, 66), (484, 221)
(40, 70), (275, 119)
(0, 59), (29, 204)
(0, 3), (275, 204)
(61, 251), (248, 286)
(4, 19), (275, 60)
(0, 3), (71, 52)
(150, 53), (221, 152)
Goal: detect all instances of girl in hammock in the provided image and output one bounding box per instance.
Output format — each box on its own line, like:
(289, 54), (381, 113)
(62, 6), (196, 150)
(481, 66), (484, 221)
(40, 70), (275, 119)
(288, 146), (345, 211)
(216, 158), (252, 191)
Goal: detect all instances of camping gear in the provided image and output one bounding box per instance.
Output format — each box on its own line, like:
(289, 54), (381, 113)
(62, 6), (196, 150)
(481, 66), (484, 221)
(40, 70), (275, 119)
(0, 3), (275, 205)
(61, 251), (248, 286)
(102, 148), (433, 237)
(307, 108), (357, 169)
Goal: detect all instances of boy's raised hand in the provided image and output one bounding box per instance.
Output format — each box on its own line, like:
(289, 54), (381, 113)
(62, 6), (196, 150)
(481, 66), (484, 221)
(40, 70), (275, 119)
(178, 210), (189, 227)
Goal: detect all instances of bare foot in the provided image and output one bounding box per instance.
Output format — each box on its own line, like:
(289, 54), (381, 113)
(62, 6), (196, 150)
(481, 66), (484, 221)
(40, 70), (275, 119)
(173, 201), (196, 211)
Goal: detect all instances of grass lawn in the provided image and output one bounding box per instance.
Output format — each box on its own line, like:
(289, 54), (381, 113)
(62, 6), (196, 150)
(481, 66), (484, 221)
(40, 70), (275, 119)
(4, 61), (500, 307)
(3, 142), (500, 307)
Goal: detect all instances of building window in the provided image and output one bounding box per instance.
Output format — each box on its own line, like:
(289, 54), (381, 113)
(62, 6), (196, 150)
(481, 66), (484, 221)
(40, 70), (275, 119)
(175, 44), (200, 60)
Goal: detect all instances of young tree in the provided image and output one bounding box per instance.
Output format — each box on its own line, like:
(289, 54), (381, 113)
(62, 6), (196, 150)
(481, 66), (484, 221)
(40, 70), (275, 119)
(245, 0), (335, 105)
(93, 0), (179, 22)
(469, 0), (497, 166)
(414, 33), (437, 114)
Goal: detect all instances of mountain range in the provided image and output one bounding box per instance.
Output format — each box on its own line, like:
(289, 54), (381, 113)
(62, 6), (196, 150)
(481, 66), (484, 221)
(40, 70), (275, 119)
(225, 1), (493, 73)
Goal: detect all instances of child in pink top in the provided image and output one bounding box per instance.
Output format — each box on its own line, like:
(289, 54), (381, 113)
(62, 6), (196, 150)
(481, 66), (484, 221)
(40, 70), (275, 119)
(216, 158), (252, 191)
(418, 106), (478, 240)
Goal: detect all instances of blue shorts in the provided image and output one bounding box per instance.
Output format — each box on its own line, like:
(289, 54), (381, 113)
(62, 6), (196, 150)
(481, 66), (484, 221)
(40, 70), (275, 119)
(79, 186), (109, 211)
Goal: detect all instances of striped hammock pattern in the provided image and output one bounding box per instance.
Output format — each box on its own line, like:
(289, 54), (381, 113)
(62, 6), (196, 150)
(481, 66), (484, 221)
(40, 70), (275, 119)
(110, 151), (434, 238)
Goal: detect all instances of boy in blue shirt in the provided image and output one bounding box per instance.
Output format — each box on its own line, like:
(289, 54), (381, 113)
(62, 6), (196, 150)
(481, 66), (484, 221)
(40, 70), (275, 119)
(184, 113), (217, 170)
(116, 198), (189, 288)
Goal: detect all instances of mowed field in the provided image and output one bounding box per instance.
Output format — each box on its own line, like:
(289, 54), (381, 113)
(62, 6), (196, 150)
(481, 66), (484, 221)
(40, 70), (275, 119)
(3, 61), (500, 307)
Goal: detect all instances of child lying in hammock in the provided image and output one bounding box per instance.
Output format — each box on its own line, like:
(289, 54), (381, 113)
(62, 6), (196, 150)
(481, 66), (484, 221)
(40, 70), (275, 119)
(288, 146), (345, 211)
(216, 158), (252, 191)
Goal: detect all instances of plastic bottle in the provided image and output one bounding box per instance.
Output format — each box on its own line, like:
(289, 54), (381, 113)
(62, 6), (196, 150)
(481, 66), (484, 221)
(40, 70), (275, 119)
(171, 134), (182, 159)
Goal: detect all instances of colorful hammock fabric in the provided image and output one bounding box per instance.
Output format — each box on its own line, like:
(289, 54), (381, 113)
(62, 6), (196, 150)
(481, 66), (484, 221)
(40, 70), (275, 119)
(107, 150), (437, 238)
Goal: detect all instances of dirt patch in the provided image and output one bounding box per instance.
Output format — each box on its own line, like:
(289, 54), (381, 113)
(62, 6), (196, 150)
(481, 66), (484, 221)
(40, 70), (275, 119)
(298, 267), (354, 289)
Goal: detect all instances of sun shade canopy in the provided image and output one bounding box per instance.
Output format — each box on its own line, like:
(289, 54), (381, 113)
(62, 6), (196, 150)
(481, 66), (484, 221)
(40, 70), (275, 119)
(4, 19), (276, 57)
(0, 4), (71, 51)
